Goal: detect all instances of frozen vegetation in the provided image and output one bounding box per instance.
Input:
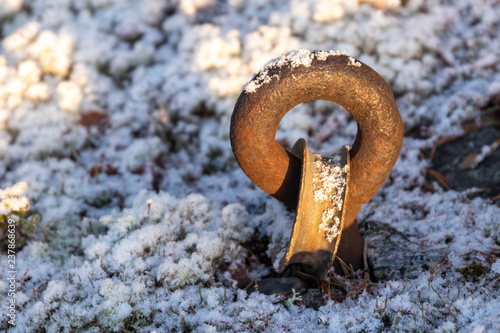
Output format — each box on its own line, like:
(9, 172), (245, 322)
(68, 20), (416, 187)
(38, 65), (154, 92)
(0, 0), (499, 331)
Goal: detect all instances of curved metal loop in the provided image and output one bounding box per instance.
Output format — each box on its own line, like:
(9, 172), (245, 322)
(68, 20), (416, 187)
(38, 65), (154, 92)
(230, 51), (404, 211)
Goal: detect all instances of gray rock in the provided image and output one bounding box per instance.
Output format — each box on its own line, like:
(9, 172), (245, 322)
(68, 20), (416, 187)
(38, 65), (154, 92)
(301, 289), (323, 310)
(249, 277), (308, 295)
(359, 221), (446, 282)
(431, 125), (500, 199)
(302, 287), (346, 310)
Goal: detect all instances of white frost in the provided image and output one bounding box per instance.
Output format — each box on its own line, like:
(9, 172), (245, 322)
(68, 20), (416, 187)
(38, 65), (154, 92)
(313, 152), (347, 209)
(319, 208), (341, 243)
(244, 49), (347, 93)
(313, 152), (348, 242)
(348, 56), (362, 67)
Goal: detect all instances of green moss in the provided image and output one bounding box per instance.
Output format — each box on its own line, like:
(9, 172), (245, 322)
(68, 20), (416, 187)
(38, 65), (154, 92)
(20, 214), (41, 235)
(0, 213), (41, 251)
(459, 263), (484, 279)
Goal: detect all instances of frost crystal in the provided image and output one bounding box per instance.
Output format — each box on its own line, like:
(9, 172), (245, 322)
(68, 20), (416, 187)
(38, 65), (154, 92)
(319, 208), (341, 243)
(244, 49), (347, 93)
(348, 56), (362, 67)
(313, 153), (346, 208)
(313, 153), (348, 242)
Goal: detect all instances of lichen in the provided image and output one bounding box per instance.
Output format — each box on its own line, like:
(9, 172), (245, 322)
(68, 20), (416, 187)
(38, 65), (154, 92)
(459, 263), (485, 279)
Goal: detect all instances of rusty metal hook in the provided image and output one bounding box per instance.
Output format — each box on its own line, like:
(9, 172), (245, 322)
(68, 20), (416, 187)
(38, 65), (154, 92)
(230, 50), (404, 275)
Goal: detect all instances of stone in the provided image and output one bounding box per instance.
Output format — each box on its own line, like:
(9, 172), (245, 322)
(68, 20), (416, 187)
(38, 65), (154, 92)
(248, 277), (308, 295)
(431, 125), (500, 199)
(359, 220), (446, 282)
(301, 289), (323, 310)
(302, 287), (346, 310)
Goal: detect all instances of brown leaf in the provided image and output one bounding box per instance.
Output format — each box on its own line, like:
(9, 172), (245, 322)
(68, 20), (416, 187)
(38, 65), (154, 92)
(131, 165), (146, 175)
(436, 133), (464, 146)
(427, 168), (450, 191)
(457, 137), (500, 170)
(79, 111), (109, 128)
(105, 164), (119, 175)
(88, 164), (103, 177)
(229, 265), (251, 289)
(457, 153), (479, 170)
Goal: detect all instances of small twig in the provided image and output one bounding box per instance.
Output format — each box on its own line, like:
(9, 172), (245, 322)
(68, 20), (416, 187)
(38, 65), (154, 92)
(19, 268), (30, 288)
(427, 168), (450, 191)
(275, 291), (293, 297)
(88, 276), (95, 288)
(242, 245), (261, 265)
(297, 271), (321, 288)
(462, 206), (472, 228)
(350, 264), (357, 279)
(446, 57), (499, 79)
(320, 280), (331, 301)
(472, 249), (498, 263)
(428, 255), (445, 274)
(243, 280), (255, 291)
(428, 145), (437, 161)
(36, 281), (47, 293)
(346, 278), (370, 299)
(428, 262), (453, 281)
(209, 270), (215, 288)
(436, 134), (464, 146)
(91, 320), (108, 332)
(337, 257), (353, 277)
(421, 183), (437, 193)
(489, 194), (500, 202)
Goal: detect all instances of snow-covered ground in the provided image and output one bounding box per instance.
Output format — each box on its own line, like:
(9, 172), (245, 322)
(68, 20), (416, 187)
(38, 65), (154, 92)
(1, 0), (499, 331)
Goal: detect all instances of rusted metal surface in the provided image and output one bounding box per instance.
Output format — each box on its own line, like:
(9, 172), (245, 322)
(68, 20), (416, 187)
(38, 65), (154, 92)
(269, 139), (351, 277)
(230, 51), (404, 275)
